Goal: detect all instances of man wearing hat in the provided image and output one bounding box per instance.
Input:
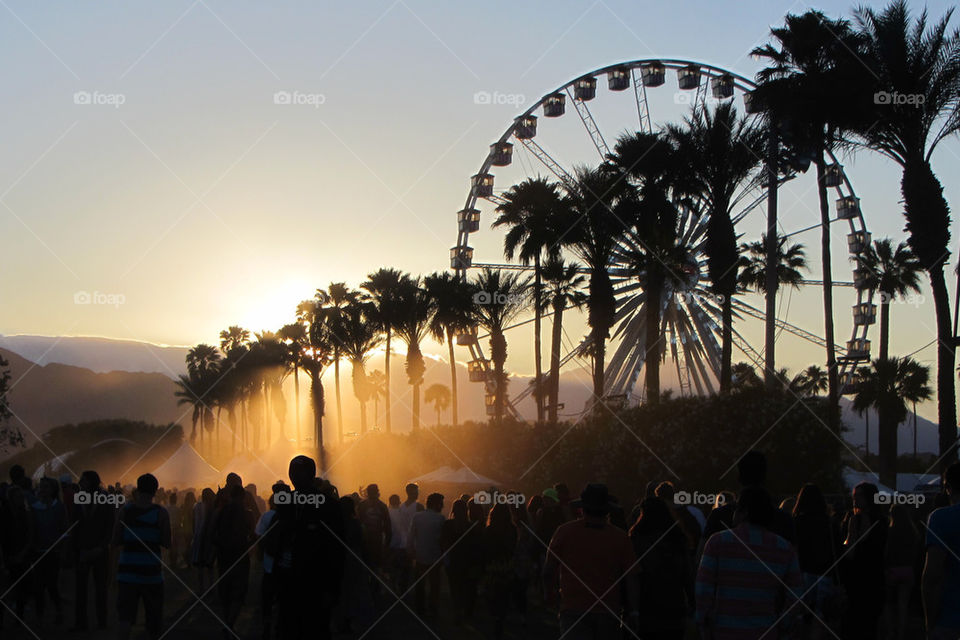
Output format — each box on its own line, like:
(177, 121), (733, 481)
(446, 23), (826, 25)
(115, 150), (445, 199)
(543, 483), (639, 638)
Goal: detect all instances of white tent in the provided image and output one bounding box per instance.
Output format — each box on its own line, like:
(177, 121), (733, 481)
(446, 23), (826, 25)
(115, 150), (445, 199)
(410, 466), (499, 486)
(153, 442), (221, 489)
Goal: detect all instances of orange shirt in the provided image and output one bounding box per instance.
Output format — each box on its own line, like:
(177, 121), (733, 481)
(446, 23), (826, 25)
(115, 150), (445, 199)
(547, 519), (637, 613)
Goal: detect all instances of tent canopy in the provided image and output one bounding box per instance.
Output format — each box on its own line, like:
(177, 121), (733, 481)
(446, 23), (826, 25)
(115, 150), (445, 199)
(152, 442), (221, 489)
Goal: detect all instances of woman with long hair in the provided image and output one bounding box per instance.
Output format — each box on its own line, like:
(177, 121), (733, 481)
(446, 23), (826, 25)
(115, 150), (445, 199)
(883, 504), (920, 640)
(792, 483), (837, 637)
(483, 503), (516, 640)
(841, 482), (888, 640)
(192, 487), (216, 590)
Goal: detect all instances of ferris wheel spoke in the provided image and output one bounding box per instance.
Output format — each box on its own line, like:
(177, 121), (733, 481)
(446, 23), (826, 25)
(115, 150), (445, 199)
(565, 86), (610, 160)
(518, 138), (576, 189)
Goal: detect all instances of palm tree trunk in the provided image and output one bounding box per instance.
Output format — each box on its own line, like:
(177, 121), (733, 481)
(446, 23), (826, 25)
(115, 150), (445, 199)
(878, 400), (897, 490)
(293, 366), (301, 445)
(534, 255), (544, 423)
(549, 301), (564, 424)
(311, 371), (326, 471)
(913, 401), (918, 458)
(929, 267), (958, 468)
(385, 330), (392, 434)
(865, 410), (870, 455)
(334, 348), (343, 444)
(764, 128), (779, 389)
(359, 399), (367, 435)
(879, 296), (891, 362)
(412, 382), (421, 433)
(720, 296), (733, 393)
(816, 154), (839, 431)
(447, 330), (459, 427)
(645, 274), (663, 405)
(495, 356), (506, 427)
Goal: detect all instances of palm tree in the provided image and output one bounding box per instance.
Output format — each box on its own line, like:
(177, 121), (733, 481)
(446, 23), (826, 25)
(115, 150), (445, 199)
(297, 299), (334, 468)
(753, 9), (868, 421)
(563, 165), (630, 402)
(393, 276), (436, 432)
(854, 356), (932, 488)
(494, 177), (568, 422)
(424, 383), (451, 426)
(542, 258), (587, 424)
(367, 369), (386, 428)
(321, 283), (360, 444)
(219, 325), (250, 353)
(472, 268), (530, 425)
(173, 374), (203, 446)
(424, 272), (476, 428)
(738, 234), (808, 294)
(278, 323), (307, 444)
(340, 301), (384, 434)
(857, 239), (923, 362)
(852, 0), (960, 466)
(362, 268), (406, 433)
(793, 365), (829, 396)
(731, 361), (764, 393)
(666, 102), (763, 393)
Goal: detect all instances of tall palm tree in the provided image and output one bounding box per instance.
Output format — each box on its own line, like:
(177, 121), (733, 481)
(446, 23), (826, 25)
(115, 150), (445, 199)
(853, 356), (932, 488)
(340, 301), (384, 434)
(563, 165), (630, 402)
(361, 268), (406, 433)
(493, 177), (568, 422)
(666, 102), (764, 393)
(424, 383), (451, 426)
(857, 239), (923, 362)
(738, 234), (808, 294)
(297, 299), (334, 469)
(393, 276), (436, 432)
(321, 283), (360, 444)
(542, 258), (587, 424)
(424, 271), (477, 428)
(793, 364), (829, 396)
(753, 9), (868, 421)
(472, 268), (530, 426)
(852, 0), (960, 466)
(173, 374), (203, 446)
(367, 369), (386, 428)
(278, 323), (307, 443)
(219, 325), (250, 353)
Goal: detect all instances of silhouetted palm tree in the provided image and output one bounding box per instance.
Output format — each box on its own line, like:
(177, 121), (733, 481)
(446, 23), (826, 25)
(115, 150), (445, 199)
(367, 369), (386, 428)
(738, 234), (808, 294)
(296, 299), (334, 468)
(854, 356), (932, 487)
(542, 258), (587, 424)
(753, 9), (867, 423)
(340, 301), (384, 434)
(424, 383), (451, 426)
(278, 323), (307, 443)
(666, 102), (763, 393)
(362, 268), (407, 433)
(472, 268), (530, 426)
(852, 0), (960, 465)
(424, 271), (476, 427)
(857, 239), (923, 361)
(793, 365), (829, 396)
(321, 283), (360, 444)
(393, 277), (436, 432)
(219, 326), (250, 353)
(494, 177), (569, 422)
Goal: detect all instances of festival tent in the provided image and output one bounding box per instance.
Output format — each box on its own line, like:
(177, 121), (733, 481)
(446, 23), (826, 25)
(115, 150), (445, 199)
(152, 442), (221, 489)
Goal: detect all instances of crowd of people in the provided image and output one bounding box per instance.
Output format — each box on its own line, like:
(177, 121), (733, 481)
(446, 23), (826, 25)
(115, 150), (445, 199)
(0, 451), (958, 640)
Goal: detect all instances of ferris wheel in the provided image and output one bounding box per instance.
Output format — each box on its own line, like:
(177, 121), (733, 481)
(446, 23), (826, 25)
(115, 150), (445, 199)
(450, 59), (877, 417)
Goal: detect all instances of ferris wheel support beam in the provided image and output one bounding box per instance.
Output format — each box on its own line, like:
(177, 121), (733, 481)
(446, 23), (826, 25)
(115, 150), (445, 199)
(566, 87), (610, 160)
(631, 68), (653, 133)
(518, 139), (576, 189)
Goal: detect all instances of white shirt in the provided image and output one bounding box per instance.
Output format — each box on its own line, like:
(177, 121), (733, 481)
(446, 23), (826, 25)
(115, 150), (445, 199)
(391, 501), (420, 549)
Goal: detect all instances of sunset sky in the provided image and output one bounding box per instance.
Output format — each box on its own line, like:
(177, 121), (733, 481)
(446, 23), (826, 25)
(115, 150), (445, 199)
(2, 0), (958, 420)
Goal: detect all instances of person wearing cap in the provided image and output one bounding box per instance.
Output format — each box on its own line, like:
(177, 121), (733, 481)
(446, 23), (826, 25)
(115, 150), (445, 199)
(114, 473), (171, 640)
(543, 483), (639, 638)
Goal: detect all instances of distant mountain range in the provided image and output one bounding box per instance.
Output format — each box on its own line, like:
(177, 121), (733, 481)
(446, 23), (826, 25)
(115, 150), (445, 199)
(0, 335), (941, 460)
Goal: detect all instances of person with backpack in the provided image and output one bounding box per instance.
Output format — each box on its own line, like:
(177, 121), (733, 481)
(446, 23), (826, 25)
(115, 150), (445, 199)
(114, 473), (171, 640)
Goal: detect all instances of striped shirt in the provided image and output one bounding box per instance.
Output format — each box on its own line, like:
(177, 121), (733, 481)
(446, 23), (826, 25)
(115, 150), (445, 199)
(118, 504), (165, 585)
(695, 523), (802, 639)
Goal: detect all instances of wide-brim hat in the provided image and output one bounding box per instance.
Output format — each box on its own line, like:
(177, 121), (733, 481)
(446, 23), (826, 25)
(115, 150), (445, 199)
(571, 483), (619, 512)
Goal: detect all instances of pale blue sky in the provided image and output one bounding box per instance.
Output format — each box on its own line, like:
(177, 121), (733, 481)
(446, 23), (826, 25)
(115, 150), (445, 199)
(1, 0), (957, 418)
